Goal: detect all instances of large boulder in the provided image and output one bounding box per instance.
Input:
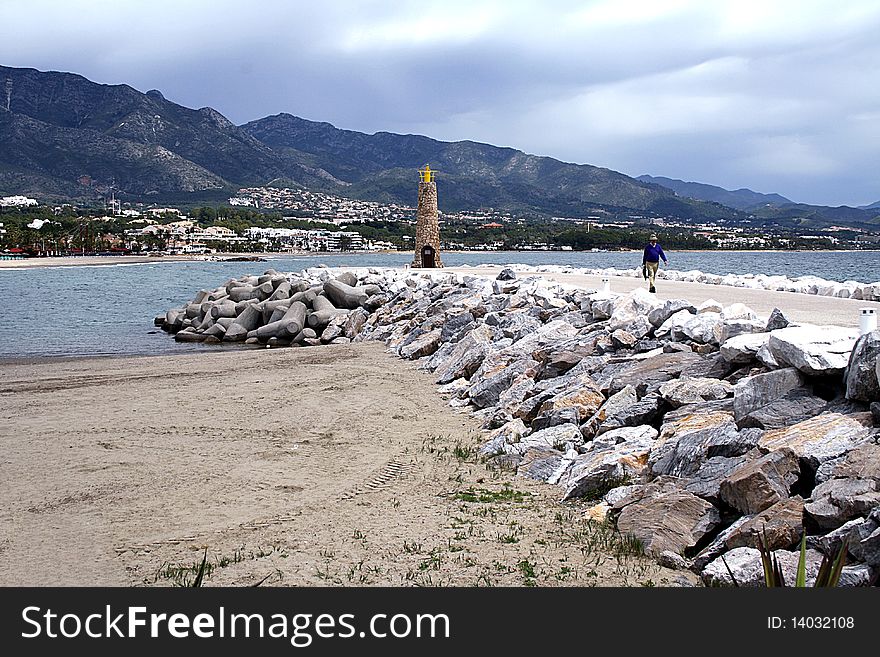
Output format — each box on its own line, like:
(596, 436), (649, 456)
(720, 332), (771, 364)
(702, 546), (823, 587)
(655, 309), (695, 341)
(765, 307), (791, 331)
(715, 319), (766, 345)
(681, 312), (722, 345)
(758, 413), (873, 472)
(468, 357), (536, 408)
(847, 509), (880, 567)
(500, 313), (542, 341)
(732, 367), (804, 421)
(593, 393), (662, 434)
(440, 311), (475, 342)
(616, 487), (721, 555)
(684, 454), (751, 503)
(581, 385), (638, 439)
(719, 447), (801, 515)
(479, 419), (528, 457)
(737, 389), (829, 430)
(844, 329), (880, 403)
(697, 299), (723, 314)
(537, 377), (606, 422)
(508, 423), (583, 456)
(691, 516), (753, 572)
(607, 351), (707, 396)
(658, 377), (733, 408)
(434, 325), (495, 384)
(648, 299), (696, 327)
(517, 448), (573, 483)
(560, 430), (656, 500)
(398, 329), (442, 359)
(649, 411), (740, 478)
(610, 329), (638, 349)
(530, 406), (582, 432)
(805, 478), (880, 530)
(823, 442), (880, 482)
(537, 343), (596, 379)
(724, 496), (805, 551)
(588, 425), (658, 451)
(720, 303), (758, 321)
(767, 325), (860, 376)
(607, 289), (663, 331)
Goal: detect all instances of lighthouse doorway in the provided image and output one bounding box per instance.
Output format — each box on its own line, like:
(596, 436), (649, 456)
(421, 245), (436, 268)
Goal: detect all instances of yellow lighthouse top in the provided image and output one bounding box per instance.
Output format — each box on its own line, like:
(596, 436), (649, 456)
(419, 164), (435, 183)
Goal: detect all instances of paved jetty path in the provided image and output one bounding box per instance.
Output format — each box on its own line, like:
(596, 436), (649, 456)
(446, 266), (880, 329)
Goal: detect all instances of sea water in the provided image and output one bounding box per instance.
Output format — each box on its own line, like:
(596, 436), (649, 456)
(1, 250), (876, 359)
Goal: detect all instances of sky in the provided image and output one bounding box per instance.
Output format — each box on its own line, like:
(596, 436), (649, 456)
(1, 0), (878, 206)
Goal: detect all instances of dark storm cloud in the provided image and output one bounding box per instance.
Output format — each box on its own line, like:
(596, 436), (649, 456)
(1, 0), (878, 205)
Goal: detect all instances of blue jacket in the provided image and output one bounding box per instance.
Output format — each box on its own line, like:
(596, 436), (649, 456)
(643, 243), (667, 264)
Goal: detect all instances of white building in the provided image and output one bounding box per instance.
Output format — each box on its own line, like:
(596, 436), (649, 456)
(246, 227), (366, 251)
(0, 195), (38, 207)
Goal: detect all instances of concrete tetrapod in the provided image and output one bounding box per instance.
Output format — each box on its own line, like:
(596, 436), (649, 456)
(210, 301), (238, 319)
(323, 279), (368, 309)
(249, 301), (307, 340)
(228, 281), (274, 302)
(224, 303), (263, 342)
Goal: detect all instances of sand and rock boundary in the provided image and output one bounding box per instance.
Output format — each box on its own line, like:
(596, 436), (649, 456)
(160, 265), (880, 586)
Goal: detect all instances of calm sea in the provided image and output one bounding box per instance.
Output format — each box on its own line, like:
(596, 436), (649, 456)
(1, 250), (877, 359)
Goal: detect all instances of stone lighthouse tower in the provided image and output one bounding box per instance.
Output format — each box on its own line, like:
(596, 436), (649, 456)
(411, 164), (443, 268)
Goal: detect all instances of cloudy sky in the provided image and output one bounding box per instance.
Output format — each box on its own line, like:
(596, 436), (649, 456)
(2, 0), (878, 206)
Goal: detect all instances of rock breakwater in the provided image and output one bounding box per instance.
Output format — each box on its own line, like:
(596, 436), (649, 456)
(461, 263), (880, 301)
(160, 265), (880, 586)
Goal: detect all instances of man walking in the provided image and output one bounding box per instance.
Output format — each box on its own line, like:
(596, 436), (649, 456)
(642, 234), (668, 293)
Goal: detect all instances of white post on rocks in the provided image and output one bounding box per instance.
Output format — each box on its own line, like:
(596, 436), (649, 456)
(602, 277), (610, 292)
(859, 308), (877, 335)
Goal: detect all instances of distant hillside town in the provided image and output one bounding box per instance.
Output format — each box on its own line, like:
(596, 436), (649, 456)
(1, 186), (878, 259)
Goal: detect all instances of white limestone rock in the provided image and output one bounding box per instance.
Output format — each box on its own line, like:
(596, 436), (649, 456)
(697, 299), (723, 314)
(508, 423), (583, 456)
(681, 311), (722, 344)
(715, 319), (766, 345)
(655, 308), (695, 340)
(720, 332), (771, 364)
(587, 424), (658, 452)
(767, 325), (860, 375)
(702, 546), (826, 587)
(647, 299), (696, 327)
(479, 419), (528, 457)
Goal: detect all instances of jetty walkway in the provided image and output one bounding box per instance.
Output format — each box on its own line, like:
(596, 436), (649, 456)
(446, 266), (880, 329)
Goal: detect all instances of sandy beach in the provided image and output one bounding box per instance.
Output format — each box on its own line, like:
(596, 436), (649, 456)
(0, 254), (283, 269)
(0, 343), (689, 587)
(0, 254), (205, 268)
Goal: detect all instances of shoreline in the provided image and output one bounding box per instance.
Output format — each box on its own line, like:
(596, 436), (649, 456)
(0, 251), (391, 269)
(3, 248), (880, 270)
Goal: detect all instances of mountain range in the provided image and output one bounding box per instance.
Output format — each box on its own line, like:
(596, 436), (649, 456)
(1, 64), (876, 226)
(635, 175), (792, 211)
